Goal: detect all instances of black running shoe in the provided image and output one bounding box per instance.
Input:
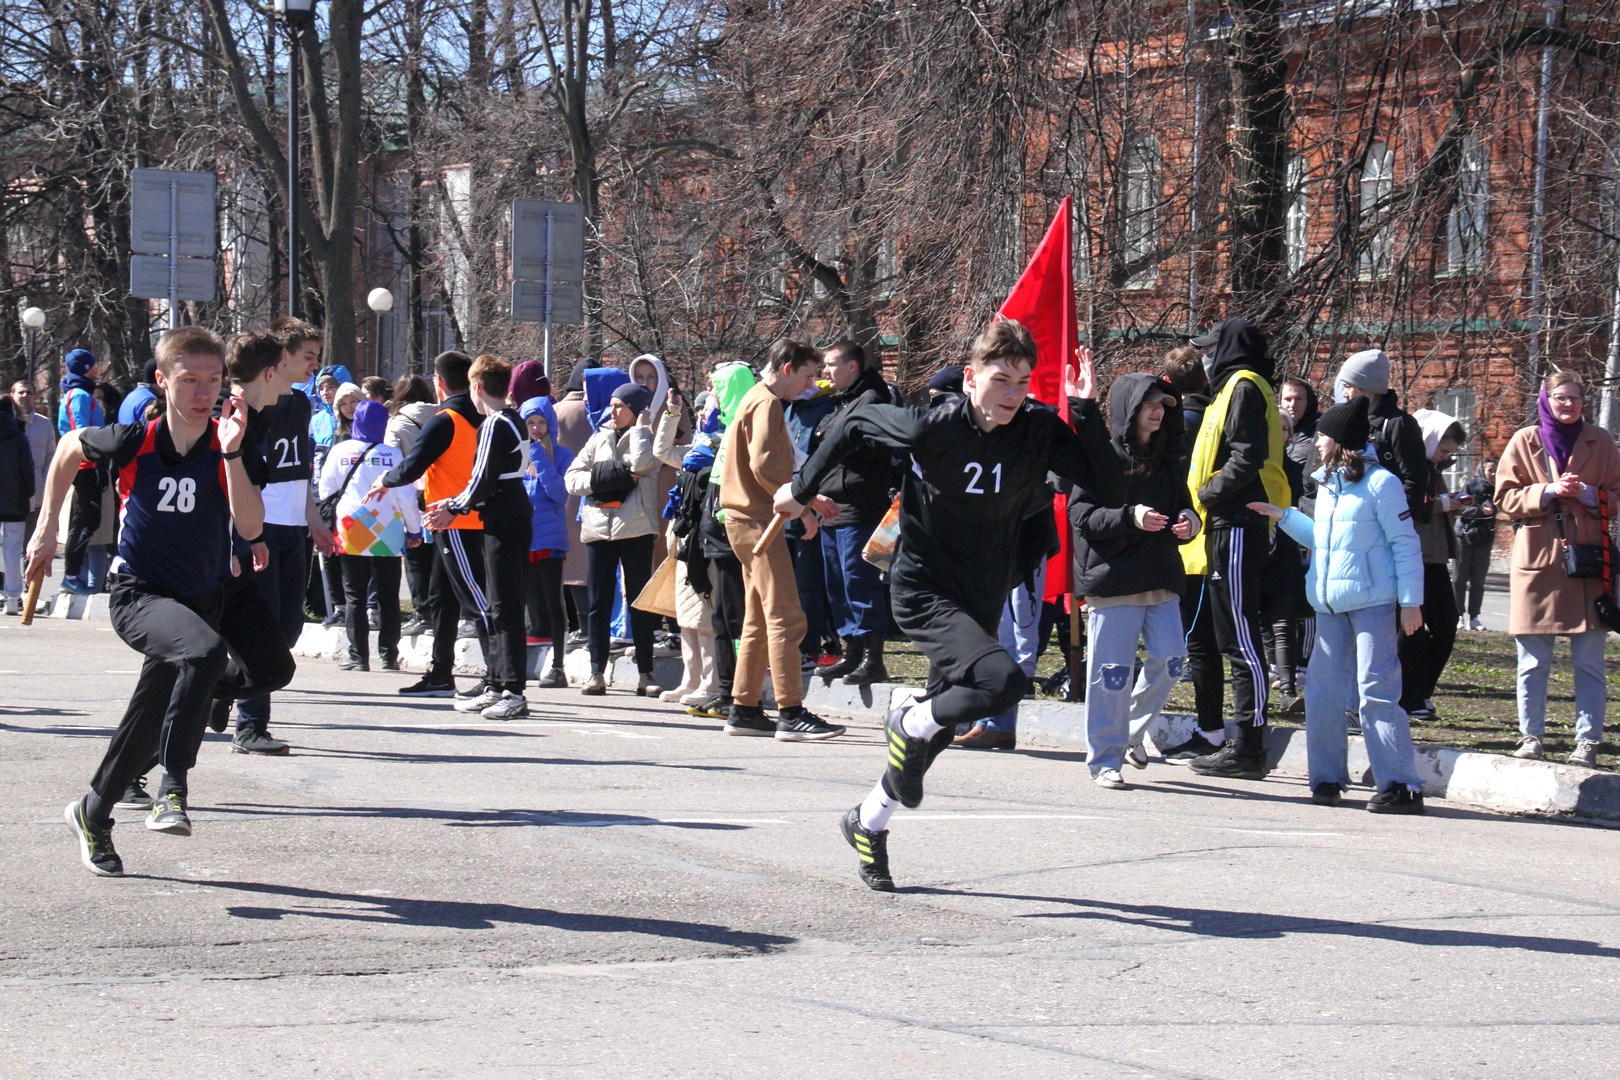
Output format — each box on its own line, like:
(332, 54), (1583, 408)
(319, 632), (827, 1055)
(1159, 730), (1222, 764)
(208, 697), (231, 734)
(688, 693), (731, 720)
(1311, 782), (1343, 806)
(232, 730), (290, 756)
(840, 806), (895, 892)
(66, 798), (122, 876)
(115, 776), (153, 811)
(337, 656), (369, 671)
(1366, 784), (1426, 815)
(723, 704), (776, 736)
(883, 703), (932, 808)
(147, 789), (193, 835)
(1188, 740), (1269, 780)
(538, 668), (568, 689)
(454, 679), (492, 702)
(398, 676), (455, 697)
(774, 706), (846, 742)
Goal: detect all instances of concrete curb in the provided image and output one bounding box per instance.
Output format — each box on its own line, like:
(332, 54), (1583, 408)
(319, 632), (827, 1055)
(53, 594), (1620, 825)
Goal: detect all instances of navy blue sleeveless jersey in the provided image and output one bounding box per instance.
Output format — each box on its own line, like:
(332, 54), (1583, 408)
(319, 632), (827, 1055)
(81, 419), (233, 597)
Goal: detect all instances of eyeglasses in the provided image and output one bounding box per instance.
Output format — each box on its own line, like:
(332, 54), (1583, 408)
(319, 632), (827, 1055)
(1550, 394), (1583, 405)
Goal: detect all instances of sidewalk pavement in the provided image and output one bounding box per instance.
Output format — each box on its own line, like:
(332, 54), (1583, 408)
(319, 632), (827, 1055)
(51, 572), (1620, 825)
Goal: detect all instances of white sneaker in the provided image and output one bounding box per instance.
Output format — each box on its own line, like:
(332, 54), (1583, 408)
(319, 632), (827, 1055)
(1567, 739), (1599, 768)
(454, 689), (502, 713)
(681, 689), (713, 707)
(3, 595), (19, 616)
(1512, 734), (1544, 760)
(1457, 616), (1468, 631)
(1468, 616), (1484, 631)
(1125, 743), (1149, 770)
(481, 691), (530, 720)
(659, 687), (693, 703)
(1092, 768), (1127, 789)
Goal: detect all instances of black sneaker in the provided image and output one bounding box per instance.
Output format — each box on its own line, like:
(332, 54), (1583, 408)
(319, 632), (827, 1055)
(1188, 739), (1269, 779)
(115, 776), (153, 811)
(337, 656), (369, 671)
(1366, 784), (1426, 815)
(379, 657), (402, 671)
(723, 704), (776, 736)
(1159, 730), (1223, 763)
(146, 789), (193, 836)
(840, 806), (895, 892)
(65, 798), (122, 876)
(688, 693), (731, 720)
(775, 706), (846, 742)
(1311, 782), (1343, 806)
(1276, 693), (1305, 718)
(454, 679), (492, 702)
(538, 668), (568, 689)
(399, 676), (456, 697)
(232, 729), (291, 755)
(883, 703), (933, 808)
(208, 697), (231, 734)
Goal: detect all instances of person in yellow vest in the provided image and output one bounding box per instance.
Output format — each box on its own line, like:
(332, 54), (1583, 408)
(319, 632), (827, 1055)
(1181, 318), (1292, 780)
(364, 351), (494, 701)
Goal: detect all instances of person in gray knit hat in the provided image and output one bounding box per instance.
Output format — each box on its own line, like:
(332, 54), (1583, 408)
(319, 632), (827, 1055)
(1334, 348), (1432, 522)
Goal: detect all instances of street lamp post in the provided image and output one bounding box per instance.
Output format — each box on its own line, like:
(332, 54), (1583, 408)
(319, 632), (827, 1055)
(367, 287), (394, 375)
(273, 0), (317, 318)
(20, 306), (45, 382)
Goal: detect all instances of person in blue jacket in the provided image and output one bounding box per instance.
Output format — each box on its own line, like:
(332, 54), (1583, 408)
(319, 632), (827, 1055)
(522, 395), (574, 688)
(56, 348), (107, 594)
(1247, 396), (1427, 814)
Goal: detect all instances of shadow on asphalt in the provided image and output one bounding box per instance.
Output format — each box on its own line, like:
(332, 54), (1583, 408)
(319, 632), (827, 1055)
(285, 745), (745, 770)
(903, 890), (1620, 959)
(210, 803), (757, 830)
(146, 876), (796, 947)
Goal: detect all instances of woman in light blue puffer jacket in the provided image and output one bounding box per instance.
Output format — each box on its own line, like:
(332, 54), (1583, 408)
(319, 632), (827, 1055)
(1249, 396), (1427, 814)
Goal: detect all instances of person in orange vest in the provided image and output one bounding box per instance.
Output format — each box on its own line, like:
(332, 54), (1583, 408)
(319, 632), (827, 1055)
(364, 351), (494, 701)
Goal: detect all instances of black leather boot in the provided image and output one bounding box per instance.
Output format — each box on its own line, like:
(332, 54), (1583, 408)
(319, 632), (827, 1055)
(842, 636), (888, 685)
(816, 637), (863, 680)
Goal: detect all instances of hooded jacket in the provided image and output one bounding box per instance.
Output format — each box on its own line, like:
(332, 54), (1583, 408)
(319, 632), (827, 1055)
(1411, 408), (1461, 564)
(584, 366), (627, 431)
(553, 361), (603, 587)
(700, 362), (758, 559)
(319, 401), (420, 556)
(1277, 454), (1424, 616)
(628, 354), (671, 412)
(808, 365), (897, 526)
(385, 400), (439, 457)
(1070, 375), (1194, 599)
(1368, 388), (1435, 525)
(0, 403), (36, 521)
(522, 396), (574, 552)
(1192, 318), (1281, 530)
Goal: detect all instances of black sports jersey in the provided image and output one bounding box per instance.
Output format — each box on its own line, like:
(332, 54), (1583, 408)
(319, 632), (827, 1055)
(257, 392), (314, 485)
(793, 394), (1120, 617)
(81, 419), (232, 597)
(449, 408), (530, 521)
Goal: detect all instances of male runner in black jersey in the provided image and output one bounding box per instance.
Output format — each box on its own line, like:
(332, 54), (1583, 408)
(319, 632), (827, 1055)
(775, 319), (1122, 891)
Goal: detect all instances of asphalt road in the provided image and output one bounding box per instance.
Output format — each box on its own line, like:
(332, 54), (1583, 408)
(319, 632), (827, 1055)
(2, 614), (1616, 1079)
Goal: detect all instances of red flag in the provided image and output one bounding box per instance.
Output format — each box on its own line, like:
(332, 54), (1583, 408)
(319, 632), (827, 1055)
(997, 196), (1077, 603)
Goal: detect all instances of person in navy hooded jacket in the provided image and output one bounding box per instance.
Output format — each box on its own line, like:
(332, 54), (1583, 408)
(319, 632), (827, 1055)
(521, 394), (573, 688)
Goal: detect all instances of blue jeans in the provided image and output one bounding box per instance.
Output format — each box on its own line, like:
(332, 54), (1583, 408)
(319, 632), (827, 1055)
(820, 522), (888, 640)
(1516, 630), (1607, 744)
(1085, 597), (1186, 772)
(1305, 603), (1422, 793)
(979, 562), (1046, 734)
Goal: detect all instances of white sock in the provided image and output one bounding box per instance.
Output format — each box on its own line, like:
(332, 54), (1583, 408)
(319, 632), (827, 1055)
(1203, 727), (1227, 747)
(901, 698), (944, 740)
(859, 779), (900, 832)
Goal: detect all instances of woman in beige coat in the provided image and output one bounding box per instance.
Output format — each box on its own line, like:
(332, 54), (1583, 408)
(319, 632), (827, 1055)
(1495, 370), (1620, 768)
(652, 388), (720, 706)
(564, 381), (663, 696)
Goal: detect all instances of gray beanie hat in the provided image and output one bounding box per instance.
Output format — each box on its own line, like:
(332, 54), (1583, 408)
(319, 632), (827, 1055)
(1338, 348), (1390, 395)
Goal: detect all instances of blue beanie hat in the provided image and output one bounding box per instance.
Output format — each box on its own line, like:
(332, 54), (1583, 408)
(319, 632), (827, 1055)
(610, 381), (653, 419)
(353, 399), (388, 443)
(65, 349), (95, 376)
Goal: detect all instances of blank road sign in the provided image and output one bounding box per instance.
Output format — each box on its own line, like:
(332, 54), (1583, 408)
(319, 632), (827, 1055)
(512, 279), (583, 325)
(511, 199), (586, 282)
(131, 256), (217, 302)
(130, 169), (218, 258)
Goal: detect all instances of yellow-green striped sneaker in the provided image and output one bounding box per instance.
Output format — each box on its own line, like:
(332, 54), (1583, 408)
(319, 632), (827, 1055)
(840, 806), (894, 892)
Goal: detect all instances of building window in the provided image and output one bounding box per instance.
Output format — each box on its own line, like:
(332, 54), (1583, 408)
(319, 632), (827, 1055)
(1285, 155), (1309, 273)
(1122, 137), (1160, 287)
(1446, 133), (1488, 274)
(1433, 386), (1478, 490)
(1359, 141), (1395, 280)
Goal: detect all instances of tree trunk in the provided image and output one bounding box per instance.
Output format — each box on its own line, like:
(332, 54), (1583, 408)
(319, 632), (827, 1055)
(1225, 0), (1291, 316)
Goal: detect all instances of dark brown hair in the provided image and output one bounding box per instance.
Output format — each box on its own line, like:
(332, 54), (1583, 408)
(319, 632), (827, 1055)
(225, 329), (284, 385)
(968, 318), (1037, 371)
(1321, 437), (1367, 483)
(763, 339), (820, 374)
(269, 315), (322, 354)
(1160, 346), (1207, 395)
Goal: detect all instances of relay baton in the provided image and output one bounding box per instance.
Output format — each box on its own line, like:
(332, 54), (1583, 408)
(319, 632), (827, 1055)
(752, 512), (791, 557)
(19, 565), (45, 627)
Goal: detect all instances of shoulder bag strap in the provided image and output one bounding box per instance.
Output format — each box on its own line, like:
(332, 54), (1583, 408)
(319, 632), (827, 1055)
(337, 441), (381, 499)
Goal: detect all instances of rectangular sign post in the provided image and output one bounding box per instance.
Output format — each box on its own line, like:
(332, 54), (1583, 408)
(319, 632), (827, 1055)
(130, 168), (218, 327)
(510, 199), (585, 379)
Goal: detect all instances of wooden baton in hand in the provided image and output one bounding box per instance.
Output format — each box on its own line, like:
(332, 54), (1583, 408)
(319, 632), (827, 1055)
(20, 565), (45, 627)
(752, 512), (791, 557)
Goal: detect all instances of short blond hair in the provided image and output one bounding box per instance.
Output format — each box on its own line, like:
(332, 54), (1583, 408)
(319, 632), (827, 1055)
(469, 354), (513, 399)
(968, 318), (1037, 371)
(155, 326), (226, 374)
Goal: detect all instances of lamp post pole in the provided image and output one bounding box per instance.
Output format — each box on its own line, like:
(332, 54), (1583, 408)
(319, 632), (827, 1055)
(21, 306), (44, 383)
(367, 288), (394, 376)
(274, 1), (317, 319)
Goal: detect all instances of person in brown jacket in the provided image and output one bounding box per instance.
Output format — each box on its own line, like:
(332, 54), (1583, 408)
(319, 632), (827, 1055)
(719, 340), (845, 741)
(1495, 369), (1620, 768)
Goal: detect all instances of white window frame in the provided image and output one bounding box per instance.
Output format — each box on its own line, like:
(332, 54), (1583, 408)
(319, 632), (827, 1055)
(1285, 155), (1310, 273)
(1122, 137), (1160, 288)
(1446, 133), (1488, 275)
(1433, 386), (1477, 491)
(1359, 142), (1395, 281)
